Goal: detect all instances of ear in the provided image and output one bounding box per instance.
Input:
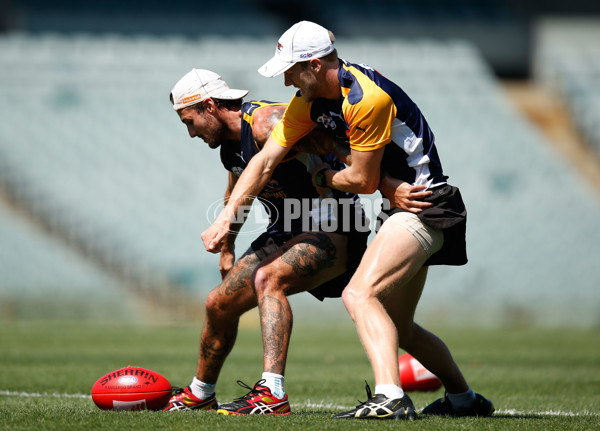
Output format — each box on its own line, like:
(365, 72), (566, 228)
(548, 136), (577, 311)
(204, 98), (216, 113)
(309, 58), (321, 72)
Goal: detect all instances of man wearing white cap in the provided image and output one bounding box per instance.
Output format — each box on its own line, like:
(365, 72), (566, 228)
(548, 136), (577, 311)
(164, 68), (379, 415)
(201, 21), (494, 420)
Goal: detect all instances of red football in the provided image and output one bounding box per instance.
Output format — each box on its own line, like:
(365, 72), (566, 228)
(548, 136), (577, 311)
(399, 353), (443, 392)
(91, 366), (172, 411)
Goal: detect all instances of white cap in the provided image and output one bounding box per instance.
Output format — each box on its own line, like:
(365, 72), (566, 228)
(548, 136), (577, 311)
(258, 21), (335, 78)
(170, 69), (248, 111)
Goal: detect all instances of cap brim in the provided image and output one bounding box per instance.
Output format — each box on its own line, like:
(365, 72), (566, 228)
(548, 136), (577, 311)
(172, 88), (248, 110)
(258, 57), (295, 78)
(215, 88), (249, 100)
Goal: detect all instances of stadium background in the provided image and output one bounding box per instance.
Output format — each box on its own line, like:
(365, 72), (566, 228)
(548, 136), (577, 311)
(0, 0), (599, 327)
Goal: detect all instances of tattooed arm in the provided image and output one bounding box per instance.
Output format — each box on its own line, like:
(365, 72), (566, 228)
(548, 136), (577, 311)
(295, 127), (351, 165)
(251, 104), (287, 148)
(252, 104), (351, 165)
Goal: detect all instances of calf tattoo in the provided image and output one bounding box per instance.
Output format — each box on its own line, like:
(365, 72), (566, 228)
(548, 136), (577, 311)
(200, 322), (237, 379)
(260, 295), (290, 372)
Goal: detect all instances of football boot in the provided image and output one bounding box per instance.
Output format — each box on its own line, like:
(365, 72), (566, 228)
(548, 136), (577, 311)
(333, 381), (416, 420)
(162, 386), (217, 411)
(217, 379), (290, 415)
(421, 392), (494, 417)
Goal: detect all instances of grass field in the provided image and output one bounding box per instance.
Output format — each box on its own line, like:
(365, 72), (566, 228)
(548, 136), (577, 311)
(1, 320), (599, 430)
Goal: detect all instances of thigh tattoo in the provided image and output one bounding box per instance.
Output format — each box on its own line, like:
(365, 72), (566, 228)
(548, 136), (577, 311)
(280, 233), (337, 277)
(220, 254), (260, 297)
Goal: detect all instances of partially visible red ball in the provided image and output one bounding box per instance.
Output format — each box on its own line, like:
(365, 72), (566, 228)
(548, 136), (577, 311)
(399, 353), (443, 392)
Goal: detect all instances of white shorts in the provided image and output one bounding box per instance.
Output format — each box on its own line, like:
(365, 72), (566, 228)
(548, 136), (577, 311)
(385, 212), (444, 257)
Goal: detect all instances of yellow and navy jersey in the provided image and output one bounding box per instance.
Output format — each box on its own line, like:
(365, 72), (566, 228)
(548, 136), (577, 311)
(271, 59), (448, 188)
(220, 100), (364, 235)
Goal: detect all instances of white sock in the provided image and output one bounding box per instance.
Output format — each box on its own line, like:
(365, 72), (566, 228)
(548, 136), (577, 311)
(374, 384), (404, 399)
(190, 377), (216, 400)
(448, 388), (476, 411)
(262, 372), (285, 399)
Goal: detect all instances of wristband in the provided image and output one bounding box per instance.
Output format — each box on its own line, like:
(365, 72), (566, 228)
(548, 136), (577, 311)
(314, 167), (329, 187)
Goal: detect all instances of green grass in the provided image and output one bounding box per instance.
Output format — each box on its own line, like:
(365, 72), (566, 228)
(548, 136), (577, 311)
(1, 321), (599, 430)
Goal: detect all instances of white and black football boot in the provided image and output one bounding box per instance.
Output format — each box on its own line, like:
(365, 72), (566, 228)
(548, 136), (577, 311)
(333, 382), (416, 420)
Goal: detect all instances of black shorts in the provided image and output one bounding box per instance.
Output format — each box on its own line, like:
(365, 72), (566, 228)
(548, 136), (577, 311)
(378, 184), (468, 266)
(249, 229), (369, 301)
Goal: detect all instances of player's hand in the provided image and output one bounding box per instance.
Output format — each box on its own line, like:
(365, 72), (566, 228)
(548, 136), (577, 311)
(201, 220), (230, 253)
(380, 175), (433, 213)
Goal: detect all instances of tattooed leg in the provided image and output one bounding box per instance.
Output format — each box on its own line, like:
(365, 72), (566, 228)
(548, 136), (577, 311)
(259, 295), (291, 375)
(252, 232), (347, 375)
(196, 253), (260, 383)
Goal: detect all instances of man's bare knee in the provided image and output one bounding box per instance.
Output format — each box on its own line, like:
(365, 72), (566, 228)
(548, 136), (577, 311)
(342, 283), (368, 314)
(205, 287), (254, 322)
(253, 265), (281, 298)
(204, 290), (220, 318)
(205, 289), (231, 319)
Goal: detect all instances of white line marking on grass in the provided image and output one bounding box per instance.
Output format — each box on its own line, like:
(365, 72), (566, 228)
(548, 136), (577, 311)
(2, 391), (598, 418)
(0, 390), (91, 399)
(291, 401), (599, 417)
(496, 409), (598, 417)
(294, 399), (349, 410)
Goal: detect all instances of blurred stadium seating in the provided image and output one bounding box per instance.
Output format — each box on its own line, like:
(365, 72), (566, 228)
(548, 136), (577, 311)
(534, 18), (600, 158)
(0, 28), (598, 325)
(0, 197), (138, 320)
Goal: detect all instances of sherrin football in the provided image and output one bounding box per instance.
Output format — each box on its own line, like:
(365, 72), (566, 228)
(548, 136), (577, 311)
(91, 366), (171, 410)
(399, 353), (443, 392)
